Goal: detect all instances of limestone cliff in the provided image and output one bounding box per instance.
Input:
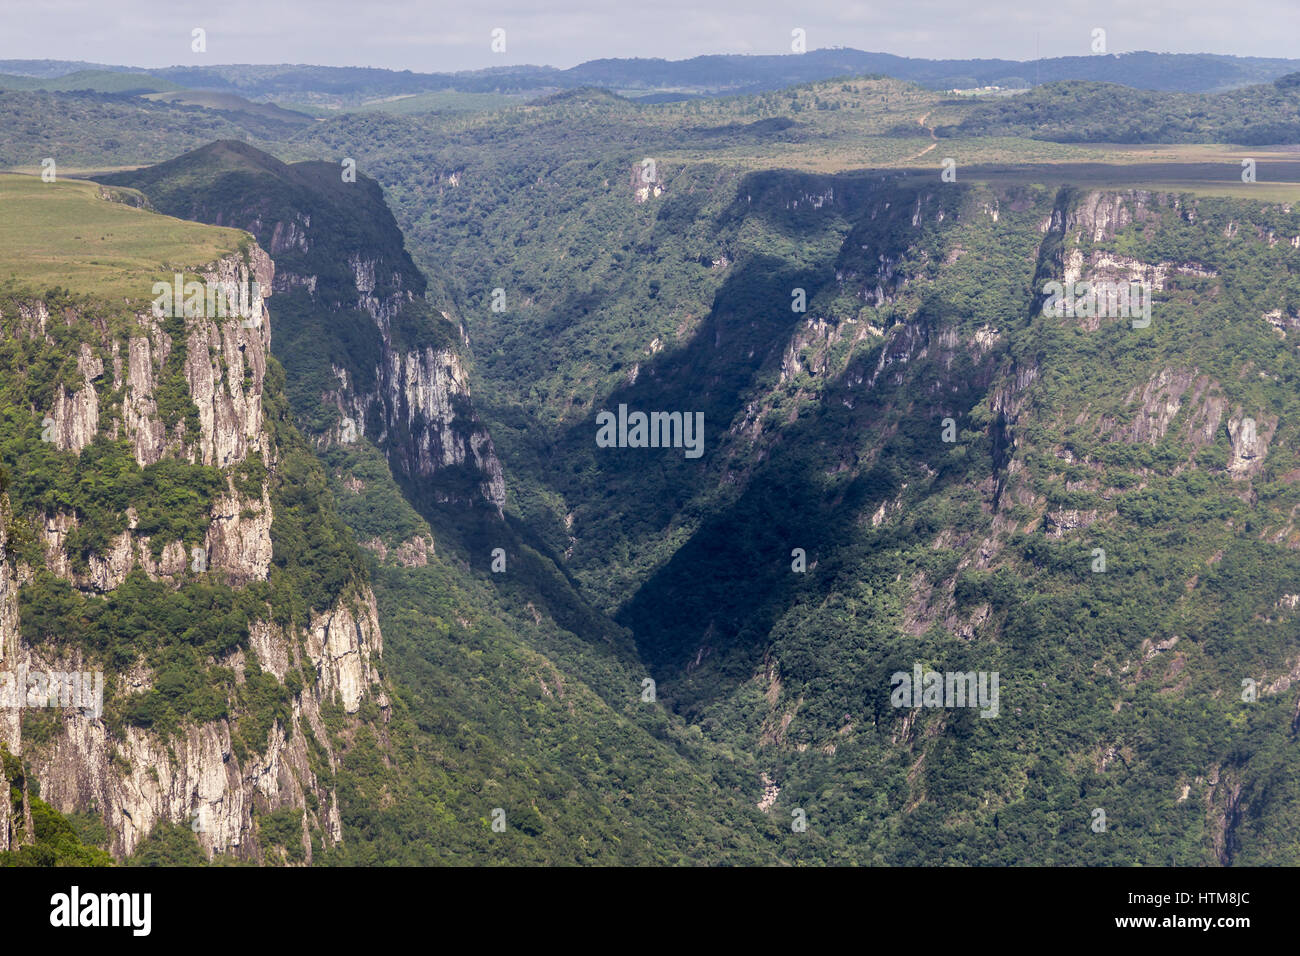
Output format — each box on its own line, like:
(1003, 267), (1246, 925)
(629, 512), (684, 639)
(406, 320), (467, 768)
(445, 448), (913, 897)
(331, 336), (508, 508)
(323, 255), (507, 509)
(0, 242), (387, 863)
(97, 141), (507, 512)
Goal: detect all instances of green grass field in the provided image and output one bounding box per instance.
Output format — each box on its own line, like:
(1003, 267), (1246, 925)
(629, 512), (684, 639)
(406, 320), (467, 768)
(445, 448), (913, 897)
(0, 69), (183, 94)
(637, 78), (1300, 197)
(955, 154), (1300, 200)
(0, 173), (251, 303)
(352, 90), (524, 114)
(141, 90), (316, 125)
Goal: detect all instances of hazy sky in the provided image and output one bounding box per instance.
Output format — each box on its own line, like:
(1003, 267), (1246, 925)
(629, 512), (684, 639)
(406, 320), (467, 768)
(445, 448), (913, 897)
(4, 0), (1297, 72)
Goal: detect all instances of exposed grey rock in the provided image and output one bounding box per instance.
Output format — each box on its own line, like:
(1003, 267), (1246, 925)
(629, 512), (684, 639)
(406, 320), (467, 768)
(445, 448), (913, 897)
(0, 241), (385, 862)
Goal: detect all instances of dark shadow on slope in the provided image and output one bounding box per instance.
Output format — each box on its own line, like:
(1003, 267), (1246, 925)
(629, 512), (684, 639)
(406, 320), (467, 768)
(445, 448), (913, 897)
(617, 304), (1004, 720)
(408, 485), (635, 655)
(531, 252), (835, 563)
(540, 170), (917, 559)
(99, 141), (639, 670)
(521, 173), (989, 715)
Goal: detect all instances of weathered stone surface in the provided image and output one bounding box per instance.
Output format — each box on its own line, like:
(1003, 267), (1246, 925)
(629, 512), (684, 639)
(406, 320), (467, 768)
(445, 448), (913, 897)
(1, 241), (384, 862)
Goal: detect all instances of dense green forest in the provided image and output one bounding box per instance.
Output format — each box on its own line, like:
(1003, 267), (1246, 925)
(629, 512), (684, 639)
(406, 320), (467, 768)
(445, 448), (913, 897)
(937, 75), (1300, 144)
(3, 61), (1300, 865)
(268, 97), (1300, 863)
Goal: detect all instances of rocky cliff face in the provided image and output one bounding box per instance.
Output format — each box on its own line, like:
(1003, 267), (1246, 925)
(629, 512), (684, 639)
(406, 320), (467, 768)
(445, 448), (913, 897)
(0, 507), (29, 854)
(322, 254), (506, 509)
(37, 249), (274, 588)
(0, 243), (387, 862)
(98, 143), (507, 512)
(2, 585), (384, 860)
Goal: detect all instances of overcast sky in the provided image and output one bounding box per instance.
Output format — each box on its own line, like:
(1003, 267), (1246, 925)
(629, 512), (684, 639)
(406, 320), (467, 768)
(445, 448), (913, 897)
(3, 0), (1296, 72)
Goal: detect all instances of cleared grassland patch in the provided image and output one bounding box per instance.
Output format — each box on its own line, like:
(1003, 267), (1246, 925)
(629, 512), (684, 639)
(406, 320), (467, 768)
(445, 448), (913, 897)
(0, 173), (250, 304)
(957, 157), (1300, 201)
(354, 90), (523, 114)
(662, 133), (1300, 199)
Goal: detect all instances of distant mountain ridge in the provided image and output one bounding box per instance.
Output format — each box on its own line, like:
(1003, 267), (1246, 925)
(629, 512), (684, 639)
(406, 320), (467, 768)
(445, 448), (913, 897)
(3, 49), (1299, 100)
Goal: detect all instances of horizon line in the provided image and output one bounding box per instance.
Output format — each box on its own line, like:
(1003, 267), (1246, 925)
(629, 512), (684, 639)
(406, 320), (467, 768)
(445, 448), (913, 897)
(2, 47), (1298, 80)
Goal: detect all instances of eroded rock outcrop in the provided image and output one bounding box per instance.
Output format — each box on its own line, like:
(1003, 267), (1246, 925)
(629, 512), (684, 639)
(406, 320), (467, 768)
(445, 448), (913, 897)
(98, 142), (506, 513)
(318, 255), (507, 511)
(12, 583), (382, 859)
(1, 242), (385, 863)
